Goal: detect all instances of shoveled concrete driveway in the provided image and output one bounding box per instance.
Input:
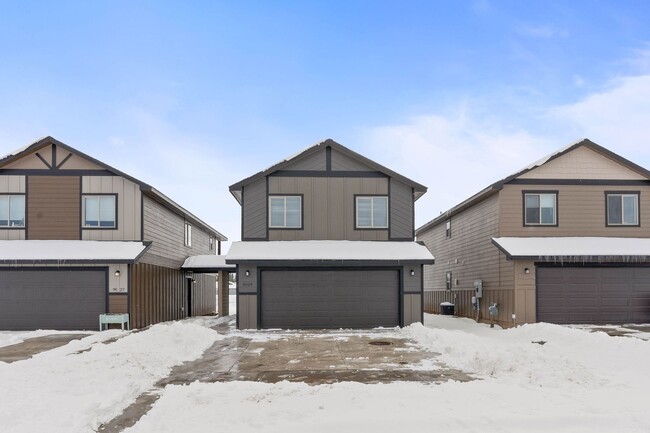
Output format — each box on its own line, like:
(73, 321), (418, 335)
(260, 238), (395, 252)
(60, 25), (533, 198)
(0, 334), (90, 363)
(99, 317), (471, 432)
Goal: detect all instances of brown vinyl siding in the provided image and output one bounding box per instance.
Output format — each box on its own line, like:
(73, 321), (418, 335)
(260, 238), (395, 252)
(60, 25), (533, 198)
(108, 294), (128, 313)
(390, 179), (414, 239)
(424, 288), (514, 326)
(81, 176), (142, 241)
(242, 177), (267, 240)
(26, 176), (80, 240)
(268, 176), (389, 241)
(499, 184), (650, 237)
(141, 195), (212, 268)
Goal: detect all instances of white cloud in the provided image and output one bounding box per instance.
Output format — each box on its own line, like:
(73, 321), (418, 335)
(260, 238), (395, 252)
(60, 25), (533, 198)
(516, 24), (568, 39)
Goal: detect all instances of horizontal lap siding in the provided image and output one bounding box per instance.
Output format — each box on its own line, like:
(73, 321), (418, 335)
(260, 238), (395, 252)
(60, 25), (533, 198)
(390, 179), (413, 240)
(242, 178), (267, 240)
(108, 294), (128, 313)
(27, 176), (80, 240)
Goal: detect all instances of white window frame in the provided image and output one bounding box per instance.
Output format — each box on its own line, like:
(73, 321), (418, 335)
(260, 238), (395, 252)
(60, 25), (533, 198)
(355, 196), (389, 229)
(524, 192), (557, 226)
(184, 222), (192, 247)
(82, 195), (117, 229)
(0, 194), (26, 228)
(268, 196), (302, 228)
(606, 193), (639, 226)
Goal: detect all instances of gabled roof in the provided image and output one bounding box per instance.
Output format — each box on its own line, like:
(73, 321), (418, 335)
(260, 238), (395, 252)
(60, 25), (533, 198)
(228, 138), (428, 204)
(0, 136), (227, 241)
(416, 138), (650, 235)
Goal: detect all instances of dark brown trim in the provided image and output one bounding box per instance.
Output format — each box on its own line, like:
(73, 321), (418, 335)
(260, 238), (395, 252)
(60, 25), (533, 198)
(522, 190), (559, 227)
(240, 185), (245, 241)
(270, 170), (387, 178)
(35, 153), (52, 169)
(140, 191), (144, 242)
(267, 193), (304, 230)
(57, 152), (73, 169)
(491, 238), (513, 260)
(52, 143), (57, 168)
(509, 178), (650, 186)
(325, 146), (332, 171)
(0, 169), (116, 176)
(229, 259), (435, 266)
(0, 192), (27, 230)
(605, 191), (641, 227)
(81, 193), (119, 230)
(354, 194), (389, 231)
(133, 241), (153, 263)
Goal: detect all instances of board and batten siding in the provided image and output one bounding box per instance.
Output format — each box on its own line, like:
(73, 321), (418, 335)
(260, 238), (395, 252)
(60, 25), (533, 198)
(403, 265), (422, 325)
(237, 265), (258, 330)
(390, 179), (414, 240)
(499, 183), (650, 237)
(26, 175), (80, 240)
(81, 176), (142, 241)
(242, 177), (267, 240)
(267, 176), (389, 241)
(0, 175), (26, 240)
(141, 195), (212, 268)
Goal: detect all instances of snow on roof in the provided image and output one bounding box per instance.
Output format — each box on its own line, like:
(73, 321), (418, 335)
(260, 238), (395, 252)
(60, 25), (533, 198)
(0, 240), (150, 263)
(226, 241), (435, 263)
(182, 255), (235, 270)
(493, 237), (650, 259)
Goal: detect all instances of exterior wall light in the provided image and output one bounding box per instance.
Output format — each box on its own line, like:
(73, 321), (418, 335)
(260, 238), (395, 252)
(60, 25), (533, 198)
(114, 270), (121, 277)
(245, 270), (250, 277)
(524, 267), (530, 274)
(410, 269), (415, 276)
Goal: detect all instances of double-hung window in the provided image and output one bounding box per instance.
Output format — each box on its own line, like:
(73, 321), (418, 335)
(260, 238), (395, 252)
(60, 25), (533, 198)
(269, 196), (302, 228)
(83, 195), (116, 228)
(524, 192), (557, 226)
(606, 193), (639, 226)
(356, 196), (388, 229)
(0, 194), (25, 228)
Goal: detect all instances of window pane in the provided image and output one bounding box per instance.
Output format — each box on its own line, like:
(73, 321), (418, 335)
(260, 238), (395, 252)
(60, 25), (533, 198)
(285, 197), (301, 227)
(623, 195), (638, 225)
(540, 194), (555, 208)
(372, 197), (388, 227)
(85, 197), (99, 227)
(357, 197), (372, 227)
(607, 195), (622, 224)
(540, 194), (556, 224)
(525, 195), (539, 208)
(99, 196), (116, 227)
(541, 207), (555, 224)
(524, 194), (540, 224)
(270, 197), (285, 227)
(9, 195), (25, 227)
(0, 196), (8, 226)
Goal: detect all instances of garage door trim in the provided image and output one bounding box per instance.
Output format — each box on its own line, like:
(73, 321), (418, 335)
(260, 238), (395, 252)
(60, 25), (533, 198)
(257, 266), (403, 329)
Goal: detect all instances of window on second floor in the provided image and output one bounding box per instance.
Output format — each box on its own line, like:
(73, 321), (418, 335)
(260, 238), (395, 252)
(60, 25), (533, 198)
(445, 271), (452, 290)
(356, 196), (388, 229)
(0, 194), (25, 228)
(269, 196), (302, 228)
(83, 195), (116, 228)
(445, 220), (451, 238)
(209, 236), (214, 252)
(524, 192), (557, 226)
(184, 222), (192, 247)
(606, 192), (639, 226)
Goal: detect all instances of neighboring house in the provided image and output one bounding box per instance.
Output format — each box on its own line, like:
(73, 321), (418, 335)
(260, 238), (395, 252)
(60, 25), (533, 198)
(0, 136), (227, 330)
(416, 139), (650, 327)
(226, 139), (434, 329)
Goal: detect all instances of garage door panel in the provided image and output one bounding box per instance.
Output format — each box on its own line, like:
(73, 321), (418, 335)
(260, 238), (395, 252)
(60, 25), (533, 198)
(0, 269), (106, 331)
(261, 269), (399, 329)
(537, 266), (650, 325)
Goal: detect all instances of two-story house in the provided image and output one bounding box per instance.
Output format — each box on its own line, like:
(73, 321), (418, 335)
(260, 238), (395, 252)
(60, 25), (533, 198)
(417, 139), (650, 327)
(226, 139), (434, 329)
(0, 136), (227, 330)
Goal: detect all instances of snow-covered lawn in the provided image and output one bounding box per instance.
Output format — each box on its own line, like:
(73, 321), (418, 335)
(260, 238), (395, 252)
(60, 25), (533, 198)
(2, 314), (649, 433)
(125, 315), (650, 433)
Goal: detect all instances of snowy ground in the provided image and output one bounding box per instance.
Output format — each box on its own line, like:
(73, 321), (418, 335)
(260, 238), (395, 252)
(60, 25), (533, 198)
(1, 314), (649, 432)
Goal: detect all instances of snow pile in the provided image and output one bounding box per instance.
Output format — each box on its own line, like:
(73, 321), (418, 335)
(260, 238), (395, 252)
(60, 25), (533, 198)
(0, 329), (91, 349)
(0, 321), (221, 433)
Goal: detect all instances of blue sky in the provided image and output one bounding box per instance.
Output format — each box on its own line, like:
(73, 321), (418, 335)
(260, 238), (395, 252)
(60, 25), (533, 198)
(2, 1), (650, 244)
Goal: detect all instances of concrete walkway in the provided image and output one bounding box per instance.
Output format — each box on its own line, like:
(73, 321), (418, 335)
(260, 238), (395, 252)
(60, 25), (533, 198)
(0, 334), (90, 363)
(99, 317), (471, 432)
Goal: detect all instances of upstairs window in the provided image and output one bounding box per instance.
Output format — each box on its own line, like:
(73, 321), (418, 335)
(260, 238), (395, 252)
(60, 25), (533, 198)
(524, 192), (557, 226)
(607, 193), (639, 226)
(209, 236), (214, 251)
(184, 222), (192, 247)
(0, 194), (25, 228)
(269, 196), (302, 228)
(83, 195), (116, 228)
(445, 220), (451, 238)
(356, 196), (388, 229)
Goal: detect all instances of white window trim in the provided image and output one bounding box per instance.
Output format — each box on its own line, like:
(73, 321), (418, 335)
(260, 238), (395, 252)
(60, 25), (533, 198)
(184, 222), (192, 247)
(524, 193), (557, 226)
(355, 196), (389, 229)
(268, 196), (302, 228)
(0, 194), (26, 228)
(606, 193), (639, 226)
(82, 195), (117, 229)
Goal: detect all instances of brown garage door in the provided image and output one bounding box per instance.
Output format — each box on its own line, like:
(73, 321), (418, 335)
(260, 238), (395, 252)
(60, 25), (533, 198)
(0, 269), (106, 330)
(260, 269), (399, 329)
(537, 266), (650, 324)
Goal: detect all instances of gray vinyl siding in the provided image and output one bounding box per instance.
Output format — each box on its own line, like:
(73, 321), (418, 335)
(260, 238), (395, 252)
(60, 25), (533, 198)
(0, 175), (26, 240)
(141, 195), (212, 268)
(81, 176), (142, 241)
(403, 294), (421, 326)
(331, 149), (373, 171)
(267, 176), (389, 241)
(390, 179), (414, 240)
(284, 148), (326, 171)
(242, 177), (267, 240)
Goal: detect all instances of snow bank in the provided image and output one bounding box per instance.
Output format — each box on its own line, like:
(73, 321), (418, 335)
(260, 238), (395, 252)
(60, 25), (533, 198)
(0, 321), (221, 433)
(0, 329), (92, 349)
